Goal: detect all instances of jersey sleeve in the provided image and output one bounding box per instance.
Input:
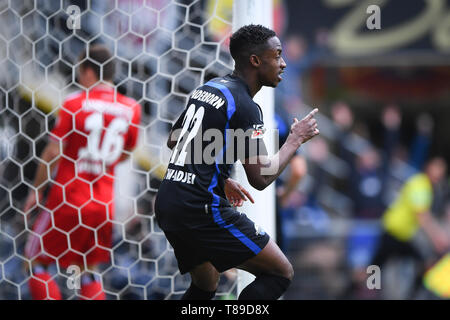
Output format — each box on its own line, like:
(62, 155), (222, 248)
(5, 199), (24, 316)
(230, 100), (264, 132)
(50, 102), (74, 142)
(125, 103), (142, 151)
(229, 101), (268, 162)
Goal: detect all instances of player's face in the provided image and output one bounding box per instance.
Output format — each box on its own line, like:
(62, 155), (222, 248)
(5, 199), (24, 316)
(77, 66), (98, 89)
(258, 36), (286, 88)
(77, 66), (89, 88)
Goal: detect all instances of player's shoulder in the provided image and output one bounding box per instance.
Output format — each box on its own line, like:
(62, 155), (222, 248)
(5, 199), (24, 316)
(62, 90), (85, 112)
(406, 173), (432, 192)
(205, 75), (248, 97)
(203, 75), (256, 109)
(116, 92), (142, 114)
(65, 90), (84, 102)
(408, 173), (426, 183)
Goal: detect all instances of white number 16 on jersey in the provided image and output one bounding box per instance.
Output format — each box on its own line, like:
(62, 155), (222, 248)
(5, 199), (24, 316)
(78, 113), (129, 165)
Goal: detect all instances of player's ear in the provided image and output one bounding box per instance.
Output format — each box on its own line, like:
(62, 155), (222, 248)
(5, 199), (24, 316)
(249, 54), (261, 67)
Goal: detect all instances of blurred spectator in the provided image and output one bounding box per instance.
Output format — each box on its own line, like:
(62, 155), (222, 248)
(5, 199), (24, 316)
(306, 136), (330, 208)
(351, 147), (386, 220)
(275, 34), (308, 109)
(380, 105), (442, 209)
(295, 136), (332, 233)
(275, 107), (308, 207)
(276, 31), (329, 117)
(330, 101), (355, 162)
(409, 113), (434, 171)
(273, 32), (329, 251)
(381, 104), (434, 178)
(371, 156), (450, 299)
(344, 221), (380, 300)
(381, 104), (402, 169)
(330, 101), (357, 199)
(275, 108), (308, 251)
(332, 101), (354, 133)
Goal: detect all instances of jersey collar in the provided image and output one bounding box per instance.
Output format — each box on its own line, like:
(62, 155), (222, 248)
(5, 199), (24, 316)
(227, 74), (252, 97)
(90, 83), (115, 92)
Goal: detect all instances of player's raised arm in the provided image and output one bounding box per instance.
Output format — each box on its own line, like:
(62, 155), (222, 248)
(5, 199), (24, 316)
(242, 108), (319, 191)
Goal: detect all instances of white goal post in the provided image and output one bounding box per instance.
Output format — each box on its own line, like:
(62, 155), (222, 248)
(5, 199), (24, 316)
(0, 0), (275, 300)
(232, 0), (276, 295)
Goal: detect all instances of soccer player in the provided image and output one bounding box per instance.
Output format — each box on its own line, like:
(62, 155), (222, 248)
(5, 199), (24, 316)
(155, 24), (320, 300)
(23, 45), (141, 300)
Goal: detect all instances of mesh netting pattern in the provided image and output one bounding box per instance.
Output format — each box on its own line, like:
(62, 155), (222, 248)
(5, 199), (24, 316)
(0, 0), (238, 300)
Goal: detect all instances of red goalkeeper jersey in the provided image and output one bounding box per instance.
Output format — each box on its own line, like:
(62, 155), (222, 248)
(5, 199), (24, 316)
(46, 85), (141, 213)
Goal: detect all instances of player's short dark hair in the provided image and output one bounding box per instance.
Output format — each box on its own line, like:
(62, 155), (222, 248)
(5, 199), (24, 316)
(229, 24), (276, 65)
(78, 44), (115, 81)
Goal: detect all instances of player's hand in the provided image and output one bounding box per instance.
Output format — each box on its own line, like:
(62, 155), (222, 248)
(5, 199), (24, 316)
(224, 178), (255, 207)
(290, 108), (320, 146)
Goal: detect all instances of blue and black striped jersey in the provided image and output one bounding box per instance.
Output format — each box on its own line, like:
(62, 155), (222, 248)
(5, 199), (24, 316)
(155, 74), (267, 230)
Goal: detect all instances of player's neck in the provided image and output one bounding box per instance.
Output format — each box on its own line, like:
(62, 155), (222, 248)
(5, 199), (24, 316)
(231, 70), (261, 98)
(94, 81), (114, 90)
(83, 81), (115, 91)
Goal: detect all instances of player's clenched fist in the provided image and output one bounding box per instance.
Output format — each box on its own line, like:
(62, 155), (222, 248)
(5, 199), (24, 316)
(289, 108), (320, 146)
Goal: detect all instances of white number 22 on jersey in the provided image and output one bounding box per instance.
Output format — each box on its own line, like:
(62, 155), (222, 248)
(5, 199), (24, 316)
(170, 104), (204, 166)
(78, 113), (129, 165)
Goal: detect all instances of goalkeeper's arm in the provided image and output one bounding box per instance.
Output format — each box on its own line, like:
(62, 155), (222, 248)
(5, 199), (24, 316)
(23, 140), (61, 213)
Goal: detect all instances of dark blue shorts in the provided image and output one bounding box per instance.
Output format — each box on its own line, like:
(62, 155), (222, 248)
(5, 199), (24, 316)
(162, 208), (270, 274)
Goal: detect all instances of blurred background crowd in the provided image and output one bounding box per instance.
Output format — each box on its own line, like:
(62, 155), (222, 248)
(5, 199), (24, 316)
(1, 0), (450, 299)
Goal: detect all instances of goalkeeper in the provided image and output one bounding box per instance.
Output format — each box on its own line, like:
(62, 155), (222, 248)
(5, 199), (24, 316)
(23, 45), (142, 300)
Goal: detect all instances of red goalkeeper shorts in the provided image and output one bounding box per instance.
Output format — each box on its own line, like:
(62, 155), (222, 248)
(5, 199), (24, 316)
(25, 202), (113, 269)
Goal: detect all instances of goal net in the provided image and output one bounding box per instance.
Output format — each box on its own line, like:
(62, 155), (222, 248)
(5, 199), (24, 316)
(0, 0), (274, 300)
